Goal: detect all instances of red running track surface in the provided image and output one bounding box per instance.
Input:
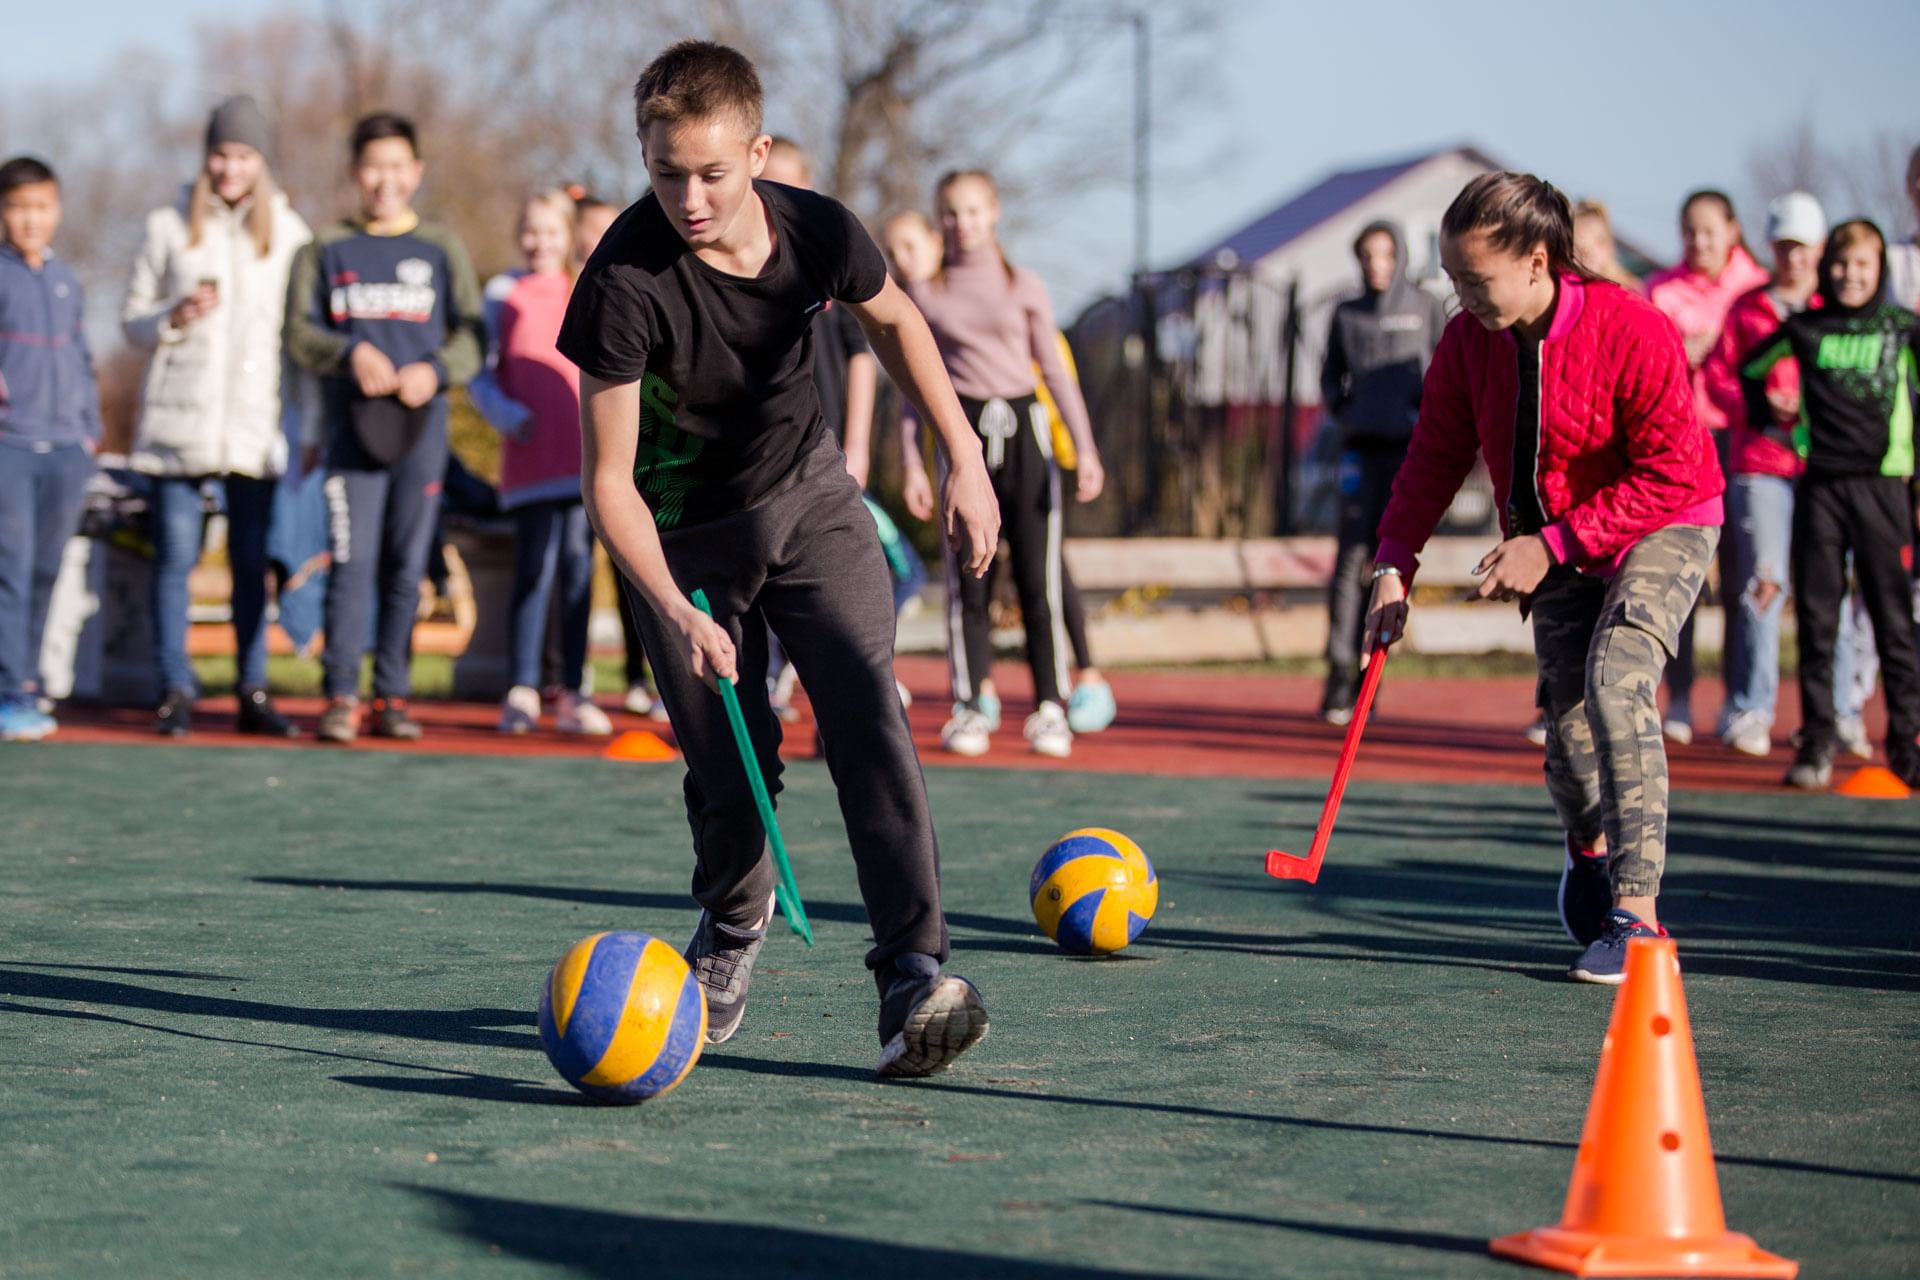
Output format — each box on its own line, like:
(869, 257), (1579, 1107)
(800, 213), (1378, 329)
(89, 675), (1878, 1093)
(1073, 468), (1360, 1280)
(45, 656), (1893, 796)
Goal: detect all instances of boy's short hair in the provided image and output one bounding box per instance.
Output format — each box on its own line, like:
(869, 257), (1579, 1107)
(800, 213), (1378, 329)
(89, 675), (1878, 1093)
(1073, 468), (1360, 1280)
(350, 112), (418, 160)
(1828, 219), (1885, 257)
(0, 155), (58, 196)
(632, 41), (764, 140)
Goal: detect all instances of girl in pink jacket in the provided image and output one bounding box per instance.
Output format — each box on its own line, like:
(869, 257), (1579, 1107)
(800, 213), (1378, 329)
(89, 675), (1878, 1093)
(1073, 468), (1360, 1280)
(1368, 172), (1724, 985)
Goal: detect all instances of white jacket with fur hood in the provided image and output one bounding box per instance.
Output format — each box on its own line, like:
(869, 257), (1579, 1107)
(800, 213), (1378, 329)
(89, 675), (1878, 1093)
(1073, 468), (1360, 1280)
(122, 184), (311, 478)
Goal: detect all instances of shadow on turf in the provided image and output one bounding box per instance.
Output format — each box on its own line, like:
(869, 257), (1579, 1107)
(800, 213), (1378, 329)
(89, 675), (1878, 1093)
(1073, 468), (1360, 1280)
(251, 876), (877, 926)
(0, 999), (584, 1105)
(1085, 1199), (1489, 1257)
(0, 966), (538, 1049)
(696, 1055), (1920, 1189)
(404, 1187), (1190, 1278)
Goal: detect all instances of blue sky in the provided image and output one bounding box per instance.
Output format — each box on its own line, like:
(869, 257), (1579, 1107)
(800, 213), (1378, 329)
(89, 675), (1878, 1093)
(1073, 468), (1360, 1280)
(6, 0), (1918, 314)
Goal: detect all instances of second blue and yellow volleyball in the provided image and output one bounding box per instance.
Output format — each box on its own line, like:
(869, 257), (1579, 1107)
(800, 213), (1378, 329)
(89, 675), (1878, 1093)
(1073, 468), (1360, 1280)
(1030, 828), (1158, 956)
(537, 931), (707, 1104)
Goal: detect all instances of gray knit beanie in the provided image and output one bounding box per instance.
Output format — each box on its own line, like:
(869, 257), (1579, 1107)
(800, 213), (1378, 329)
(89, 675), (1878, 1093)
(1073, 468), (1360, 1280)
(206, 95), (270, 159)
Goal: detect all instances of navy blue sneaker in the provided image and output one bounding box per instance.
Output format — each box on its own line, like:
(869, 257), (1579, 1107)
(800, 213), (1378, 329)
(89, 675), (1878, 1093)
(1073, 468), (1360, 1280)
(1568, 909), (1668, 985)
(1557, 837), (1612, 945)
(875, 953), (989, 1078)
(684, 895), (773, 1045)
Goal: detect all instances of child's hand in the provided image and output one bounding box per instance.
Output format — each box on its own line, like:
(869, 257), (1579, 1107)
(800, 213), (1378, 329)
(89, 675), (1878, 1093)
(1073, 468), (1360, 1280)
(902, 466), (935, 522)
(1469, 535), (1551, 602)
(1364, 571), (1408, 652)
(395, 362), (440, 408)
(944, 460), (1000, 578)
(672, 600), (738, 694)
(1075, 450), (1105, 503)
(350, 343), (400, 397)
(1682, 330), (1715, 369)
(1766, 385), (1800, 425)
(168, 283), (219, 329)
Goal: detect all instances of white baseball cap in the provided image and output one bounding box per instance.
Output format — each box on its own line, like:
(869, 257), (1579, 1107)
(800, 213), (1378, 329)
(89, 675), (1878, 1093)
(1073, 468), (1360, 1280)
(1766, 192), (1827, 247)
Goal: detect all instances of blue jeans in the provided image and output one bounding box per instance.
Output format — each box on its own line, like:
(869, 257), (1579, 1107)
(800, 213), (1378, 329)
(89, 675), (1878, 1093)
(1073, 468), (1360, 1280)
(1721, 473), (1872, 729)
(509, 499), (593, 691)
(0, 442), (92, 698)
(150, 474), (277, 697)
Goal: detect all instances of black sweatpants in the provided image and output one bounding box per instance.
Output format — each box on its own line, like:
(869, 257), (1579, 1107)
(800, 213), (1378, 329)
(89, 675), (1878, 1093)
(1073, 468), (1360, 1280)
(629, 434), (948, 971)
(945, 394), (1069, 708)
(321, 408), (449, 700)
(1326, 441), (1407, 675)
(1793, 473), (1920, 754)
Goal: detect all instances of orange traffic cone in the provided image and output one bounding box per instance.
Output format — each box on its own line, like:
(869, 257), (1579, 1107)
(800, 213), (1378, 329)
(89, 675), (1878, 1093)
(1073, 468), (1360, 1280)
(1835, 765), (1911, 799)
(1490, 937), (1798, 1277)
(602, 729), (676, 762)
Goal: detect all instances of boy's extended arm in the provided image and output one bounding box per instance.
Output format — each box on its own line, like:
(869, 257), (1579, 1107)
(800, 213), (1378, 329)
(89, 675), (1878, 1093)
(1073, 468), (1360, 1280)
(845, 277), (998, 576)
(578, 373), (736, 688)
(283, 240), (350, 375)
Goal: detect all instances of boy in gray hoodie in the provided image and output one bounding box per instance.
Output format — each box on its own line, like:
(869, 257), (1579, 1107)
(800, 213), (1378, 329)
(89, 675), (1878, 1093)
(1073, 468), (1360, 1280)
(1317, 220), (1447, 722)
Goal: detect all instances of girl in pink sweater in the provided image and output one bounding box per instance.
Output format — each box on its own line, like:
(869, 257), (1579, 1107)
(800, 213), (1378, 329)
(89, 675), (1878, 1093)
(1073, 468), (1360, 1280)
(907, 171), (1105, 759)
(482, 189), (609, 736)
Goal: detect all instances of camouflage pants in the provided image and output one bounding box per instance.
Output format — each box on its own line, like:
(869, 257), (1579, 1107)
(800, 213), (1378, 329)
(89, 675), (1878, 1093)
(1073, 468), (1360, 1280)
(1531, 525), (1718, 899)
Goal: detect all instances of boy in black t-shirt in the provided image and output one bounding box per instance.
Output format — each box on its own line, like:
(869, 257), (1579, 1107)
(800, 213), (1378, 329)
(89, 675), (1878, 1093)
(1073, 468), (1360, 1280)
(559, 42), (1000, 1077)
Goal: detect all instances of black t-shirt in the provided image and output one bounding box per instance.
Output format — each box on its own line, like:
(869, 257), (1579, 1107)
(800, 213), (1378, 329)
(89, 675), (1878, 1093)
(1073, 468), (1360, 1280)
(557, 181), (888, 529)
(1510, 336), (1548, 535)
(811, 301), (870, 444)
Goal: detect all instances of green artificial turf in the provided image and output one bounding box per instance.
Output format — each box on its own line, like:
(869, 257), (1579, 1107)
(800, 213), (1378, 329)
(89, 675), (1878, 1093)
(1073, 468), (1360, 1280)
(1, 745), (1914, 1277)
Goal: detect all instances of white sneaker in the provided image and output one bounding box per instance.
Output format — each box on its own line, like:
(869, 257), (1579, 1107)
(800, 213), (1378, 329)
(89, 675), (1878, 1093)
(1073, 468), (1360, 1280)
(940, 705), (992, 757)
(896, 679), (913, 710)
(498, 685), (541, 734)
(1661, 718), (1694, 746)
(555, 690), (613, 736)
(1523, 714), (1550, 747)
(1721, 710), (1772, 757)
(623, 684), (655, 716)
(1024, 702), (1073, 758)
(1837, 716), (1874, 760)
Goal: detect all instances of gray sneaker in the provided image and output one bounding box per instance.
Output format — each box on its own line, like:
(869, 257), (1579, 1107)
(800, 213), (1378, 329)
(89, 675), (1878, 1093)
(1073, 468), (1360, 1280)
(875, 953), (989, 1078)
(684, 894), (773, 1045)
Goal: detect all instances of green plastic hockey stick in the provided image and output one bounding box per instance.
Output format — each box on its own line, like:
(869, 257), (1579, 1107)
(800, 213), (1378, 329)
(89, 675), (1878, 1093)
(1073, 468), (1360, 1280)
(689, 589), (813, 946)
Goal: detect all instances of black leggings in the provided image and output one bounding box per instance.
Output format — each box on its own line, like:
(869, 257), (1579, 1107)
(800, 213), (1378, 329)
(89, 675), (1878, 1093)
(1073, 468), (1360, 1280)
(1793, 473), (1920, 752)
(944, 394), (1070, 708)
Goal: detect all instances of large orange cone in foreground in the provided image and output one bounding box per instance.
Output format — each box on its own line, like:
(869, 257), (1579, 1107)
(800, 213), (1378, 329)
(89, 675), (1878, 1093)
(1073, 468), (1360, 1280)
(1835, 765), (1911, 799)
(1490, 938), (1798, 1277)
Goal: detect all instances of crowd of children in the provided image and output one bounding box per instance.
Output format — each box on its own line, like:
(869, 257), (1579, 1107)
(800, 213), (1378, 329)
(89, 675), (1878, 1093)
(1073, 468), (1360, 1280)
(3, 88), (1916, 821)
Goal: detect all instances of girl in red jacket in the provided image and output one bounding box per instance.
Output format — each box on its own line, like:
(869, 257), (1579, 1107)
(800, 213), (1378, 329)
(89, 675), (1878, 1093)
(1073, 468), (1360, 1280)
(1368, 172), (1724, 984)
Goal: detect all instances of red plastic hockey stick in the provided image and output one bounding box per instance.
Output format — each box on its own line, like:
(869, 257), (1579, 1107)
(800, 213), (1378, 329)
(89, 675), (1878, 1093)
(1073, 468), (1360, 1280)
(1265, 644), (1388, 884)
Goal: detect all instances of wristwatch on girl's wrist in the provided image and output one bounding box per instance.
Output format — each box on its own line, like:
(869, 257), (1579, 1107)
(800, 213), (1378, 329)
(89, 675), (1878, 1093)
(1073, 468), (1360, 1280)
(1370, 564), (1402, 581)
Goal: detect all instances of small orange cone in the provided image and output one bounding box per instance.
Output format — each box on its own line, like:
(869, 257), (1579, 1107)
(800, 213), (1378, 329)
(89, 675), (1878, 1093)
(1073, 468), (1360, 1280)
(602, 730), (676, 762)
(1835, 765), (1911, 799)
(1490, 937), (1798, 1277)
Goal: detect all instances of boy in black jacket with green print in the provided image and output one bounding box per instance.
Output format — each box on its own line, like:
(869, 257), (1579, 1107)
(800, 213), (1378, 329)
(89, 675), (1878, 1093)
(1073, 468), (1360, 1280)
(1741, 218), (1920, 789)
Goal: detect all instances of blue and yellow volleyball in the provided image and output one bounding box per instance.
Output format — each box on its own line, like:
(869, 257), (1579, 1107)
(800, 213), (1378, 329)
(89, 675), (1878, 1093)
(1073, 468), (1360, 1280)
(537, 931), (707, 1104)
(1030, 828), (1158, 956)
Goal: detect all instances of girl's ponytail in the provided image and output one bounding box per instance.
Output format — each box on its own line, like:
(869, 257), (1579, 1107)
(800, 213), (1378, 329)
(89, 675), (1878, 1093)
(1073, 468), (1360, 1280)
(1442, 171), (1597, 282)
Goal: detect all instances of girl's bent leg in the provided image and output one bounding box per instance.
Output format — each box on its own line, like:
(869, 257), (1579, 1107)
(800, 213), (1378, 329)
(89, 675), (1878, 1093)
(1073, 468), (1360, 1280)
(1585, 525), (1717, 910)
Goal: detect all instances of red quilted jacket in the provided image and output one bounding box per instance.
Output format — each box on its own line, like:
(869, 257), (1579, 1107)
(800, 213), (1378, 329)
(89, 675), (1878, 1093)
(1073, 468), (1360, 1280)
(1701, 285), (1821, 481)
(1377, 275), (1724, 580)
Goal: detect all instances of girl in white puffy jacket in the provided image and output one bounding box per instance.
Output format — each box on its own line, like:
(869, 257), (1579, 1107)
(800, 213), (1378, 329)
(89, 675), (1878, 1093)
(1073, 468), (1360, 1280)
(121, 96), (311, 738)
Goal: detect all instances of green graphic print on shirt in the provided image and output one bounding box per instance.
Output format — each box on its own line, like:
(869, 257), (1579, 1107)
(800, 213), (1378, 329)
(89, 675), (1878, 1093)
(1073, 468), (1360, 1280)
(635, 371), (704, 529)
